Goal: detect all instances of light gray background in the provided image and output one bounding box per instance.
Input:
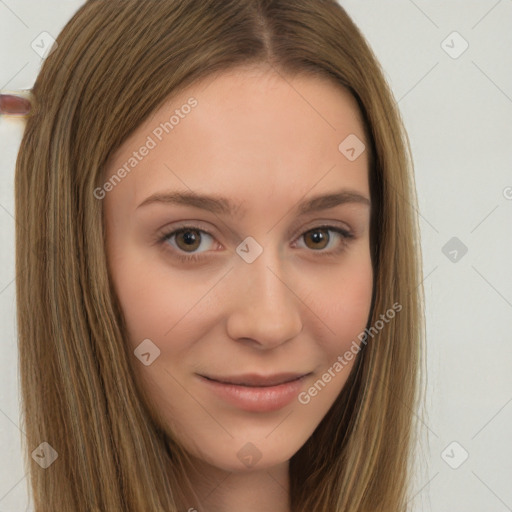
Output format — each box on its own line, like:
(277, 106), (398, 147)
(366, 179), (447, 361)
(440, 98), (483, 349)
(1, 1), (511, 510)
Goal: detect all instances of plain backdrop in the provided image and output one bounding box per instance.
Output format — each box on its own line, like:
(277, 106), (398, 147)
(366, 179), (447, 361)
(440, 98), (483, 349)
(1, 1), (511, 510)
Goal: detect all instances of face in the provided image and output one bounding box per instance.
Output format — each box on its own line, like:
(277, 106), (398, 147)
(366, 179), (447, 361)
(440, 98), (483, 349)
(103, 65), (373, 474)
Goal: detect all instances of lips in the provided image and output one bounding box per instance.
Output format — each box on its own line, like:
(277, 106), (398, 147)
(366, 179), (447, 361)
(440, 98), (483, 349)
(200, 372), (309, 387)
(197, 372), (311, 412)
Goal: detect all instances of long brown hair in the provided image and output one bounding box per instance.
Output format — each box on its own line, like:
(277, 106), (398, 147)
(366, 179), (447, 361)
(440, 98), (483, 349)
(15, 0), (426, 510)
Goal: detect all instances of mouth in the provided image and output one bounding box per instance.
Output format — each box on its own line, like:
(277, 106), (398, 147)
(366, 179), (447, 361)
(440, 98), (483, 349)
(199, 372), (311, 387)
(196, 372), (312, 413)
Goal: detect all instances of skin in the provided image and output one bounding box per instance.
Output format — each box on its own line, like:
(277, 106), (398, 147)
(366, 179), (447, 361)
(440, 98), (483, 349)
(104, 63), (373, 512)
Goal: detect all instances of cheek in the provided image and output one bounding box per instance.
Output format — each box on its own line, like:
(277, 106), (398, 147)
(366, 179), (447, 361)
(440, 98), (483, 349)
(307, 257), (373, 349)
(296, 263), (372, 408)
(110, 251), (202, 352)
(111, 261), (208, 428)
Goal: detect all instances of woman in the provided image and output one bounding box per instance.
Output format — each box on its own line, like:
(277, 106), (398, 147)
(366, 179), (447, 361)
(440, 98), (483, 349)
(14, 0), (426, 510)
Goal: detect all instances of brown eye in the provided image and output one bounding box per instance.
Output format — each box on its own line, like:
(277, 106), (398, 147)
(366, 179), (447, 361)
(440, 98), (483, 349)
(174, 229), (203, 252)
(303, 228), (331, 250)
(295, 225), (354, 255)
(158, 225), (217, 262)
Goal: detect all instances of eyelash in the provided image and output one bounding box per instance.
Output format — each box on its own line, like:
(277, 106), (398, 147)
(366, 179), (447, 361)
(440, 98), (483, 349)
(156, 224), (355, 263)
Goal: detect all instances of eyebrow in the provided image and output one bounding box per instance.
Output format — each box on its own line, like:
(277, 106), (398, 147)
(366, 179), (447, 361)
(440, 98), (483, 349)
(136, 189), (371, 216)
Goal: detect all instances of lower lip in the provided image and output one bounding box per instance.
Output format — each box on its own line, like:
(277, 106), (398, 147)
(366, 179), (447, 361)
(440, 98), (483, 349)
(198, 375), (308, 412)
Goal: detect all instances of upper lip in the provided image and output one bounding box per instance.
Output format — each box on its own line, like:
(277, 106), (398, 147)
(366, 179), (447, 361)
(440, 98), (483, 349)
(199, 372), (310, 387)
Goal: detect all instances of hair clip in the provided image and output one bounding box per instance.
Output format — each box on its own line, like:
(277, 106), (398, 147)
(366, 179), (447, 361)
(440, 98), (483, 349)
(0, 89), (33, 117)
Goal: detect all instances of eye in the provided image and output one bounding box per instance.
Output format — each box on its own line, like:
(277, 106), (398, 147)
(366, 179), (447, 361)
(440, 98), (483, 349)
(158, 226), (216, 261)
(294, 226), (354, 254)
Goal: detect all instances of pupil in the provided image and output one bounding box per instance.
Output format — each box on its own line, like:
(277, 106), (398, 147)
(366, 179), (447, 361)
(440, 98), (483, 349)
(311, 230), (326, 244)
(312, 232), (323, 243)
(182, 231), (197, 245)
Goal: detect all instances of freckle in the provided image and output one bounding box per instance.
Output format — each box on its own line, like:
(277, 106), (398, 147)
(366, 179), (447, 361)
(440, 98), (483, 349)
(0, 94), (32, 116)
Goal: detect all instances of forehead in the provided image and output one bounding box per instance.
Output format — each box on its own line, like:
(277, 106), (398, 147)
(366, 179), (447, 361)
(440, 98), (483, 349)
(104, 65), (370, 214)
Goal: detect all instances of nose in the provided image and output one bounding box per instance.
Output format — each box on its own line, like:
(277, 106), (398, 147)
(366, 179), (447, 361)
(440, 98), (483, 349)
(225, 247), (303, 350)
